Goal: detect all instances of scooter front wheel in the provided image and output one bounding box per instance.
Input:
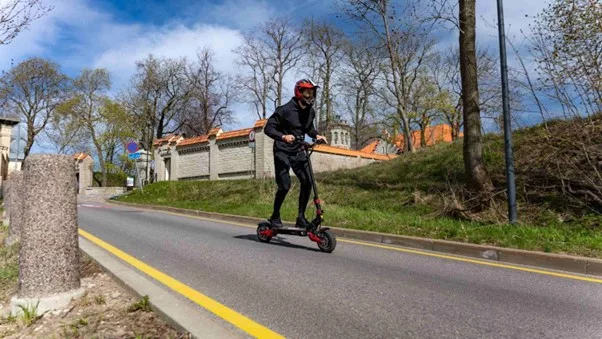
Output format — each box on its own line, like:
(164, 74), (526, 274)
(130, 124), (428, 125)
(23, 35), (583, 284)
(317, 229), (336, 253)
(257, 225), (272, 243)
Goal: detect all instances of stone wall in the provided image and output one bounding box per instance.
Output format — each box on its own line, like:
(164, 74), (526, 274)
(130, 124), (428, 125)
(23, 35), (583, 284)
(153, 120), (396, 182)
(310, 152), (378, 173)
(82, 187), (126, 197)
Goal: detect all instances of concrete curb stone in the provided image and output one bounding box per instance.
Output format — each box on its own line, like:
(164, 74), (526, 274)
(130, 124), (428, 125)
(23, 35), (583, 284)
(106, 200), (602, 277)
(79, 237), (244, 339)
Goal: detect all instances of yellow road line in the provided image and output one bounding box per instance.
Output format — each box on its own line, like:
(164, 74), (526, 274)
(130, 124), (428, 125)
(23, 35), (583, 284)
(104, 202), (602, 284)
(78, 229), (284, 339)
(338, 239), (602, 284)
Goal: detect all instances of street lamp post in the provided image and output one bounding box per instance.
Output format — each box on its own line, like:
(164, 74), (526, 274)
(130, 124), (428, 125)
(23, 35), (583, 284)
(497, 0), (518, 224)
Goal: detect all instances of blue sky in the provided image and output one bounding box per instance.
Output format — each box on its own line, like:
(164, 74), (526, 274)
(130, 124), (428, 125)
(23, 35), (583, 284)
(1, 0), (552, 157)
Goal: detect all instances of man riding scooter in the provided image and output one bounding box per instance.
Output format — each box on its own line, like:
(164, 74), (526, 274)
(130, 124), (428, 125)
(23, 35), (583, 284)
(264, 79), (328, 230)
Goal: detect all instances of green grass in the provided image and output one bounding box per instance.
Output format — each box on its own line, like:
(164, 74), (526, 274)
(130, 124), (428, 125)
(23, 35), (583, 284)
(115, 117), (602, 258)
(0, 225), (19, 284)
(17, 301), (40, 327)
(128, 295), (152, 313)
(117, 176), (602, 258)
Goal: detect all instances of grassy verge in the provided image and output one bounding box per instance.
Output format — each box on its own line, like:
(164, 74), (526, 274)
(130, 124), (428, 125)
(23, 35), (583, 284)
(0, 224), (19, 305)
(116, 116), (602, 258)
(116, 179), (602, 258)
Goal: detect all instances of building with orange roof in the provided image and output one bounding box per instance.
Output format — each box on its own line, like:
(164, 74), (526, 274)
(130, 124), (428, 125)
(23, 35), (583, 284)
(359, 123), (460, 156)
(152, 118), (398, 182)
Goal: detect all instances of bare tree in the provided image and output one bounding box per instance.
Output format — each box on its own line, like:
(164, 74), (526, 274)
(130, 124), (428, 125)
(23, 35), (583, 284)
(341, 0), (437, 153)
(123, 54), (192, 152)
(65, 69), (112, 187)
(180, 48), (235, 136)
(529, 0), (602, 117)
(339, 36), (383, 149)
(303, 19), (346, 132)
(261, 17), (304, 109)
(0, 0), (52, 45)
(0, 57), (68, 159)
(459, 0), (493, 195)
(408, 75), (447, 147)
(44, 104), (89, 155)
(234, 33), (274, 120)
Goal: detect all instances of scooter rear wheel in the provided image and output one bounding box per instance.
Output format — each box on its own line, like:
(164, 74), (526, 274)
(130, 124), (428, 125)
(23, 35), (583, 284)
(317, 229), (336, 253)
(257, 225), (272, 243)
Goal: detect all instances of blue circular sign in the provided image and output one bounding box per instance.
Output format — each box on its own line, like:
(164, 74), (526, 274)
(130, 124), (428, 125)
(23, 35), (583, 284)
(126, 141), (139, 153)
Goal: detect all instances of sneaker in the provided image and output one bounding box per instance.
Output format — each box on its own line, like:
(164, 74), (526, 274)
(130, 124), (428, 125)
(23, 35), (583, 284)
(295, 216), (312, 230)
(268, 217), (283, 228)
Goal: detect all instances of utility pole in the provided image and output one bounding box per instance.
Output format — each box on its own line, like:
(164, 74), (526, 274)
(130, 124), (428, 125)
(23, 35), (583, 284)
(497, 0), (518, 224)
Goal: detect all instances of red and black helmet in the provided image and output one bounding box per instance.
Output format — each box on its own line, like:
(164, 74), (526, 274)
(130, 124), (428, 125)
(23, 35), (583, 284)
(294, 79), (319, 106)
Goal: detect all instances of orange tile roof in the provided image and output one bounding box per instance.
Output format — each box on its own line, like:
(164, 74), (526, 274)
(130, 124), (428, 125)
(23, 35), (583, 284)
(73, 153), (90, 161)
(154, 134), (184, 146)
(178, 135), (209, 147)
(208, 128), (222, 137)
(392, 124), (457, 151)
(360, 140), (380, 154)
(314, 144), (396, 161)
(153, 134), (174, 146)
(254, 119), (267, 128)
(217, 128), (254, 140)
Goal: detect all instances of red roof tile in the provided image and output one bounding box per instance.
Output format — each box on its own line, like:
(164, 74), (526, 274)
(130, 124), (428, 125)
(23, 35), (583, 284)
(314, 145), (396, 161)
(359, 140), (380, 154)
(254, 119), (267, 128)
(217, 128), (254, 140)
(178, 135), (209, 147)
(73, 153), (90, 161)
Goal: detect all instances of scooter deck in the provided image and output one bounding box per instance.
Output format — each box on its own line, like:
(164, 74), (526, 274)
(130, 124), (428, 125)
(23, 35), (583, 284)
(275, 227), (309, 232)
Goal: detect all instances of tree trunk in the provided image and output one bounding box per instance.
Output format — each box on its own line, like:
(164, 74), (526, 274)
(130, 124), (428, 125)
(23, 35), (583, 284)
(459, 0), (493, 195)
(24, 120), (35, 160)
(420, 123), (427, 148)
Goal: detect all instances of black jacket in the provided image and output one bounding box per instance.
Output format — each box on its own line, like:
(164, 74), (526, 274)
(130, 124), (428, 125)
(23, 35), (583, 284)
(264, 98), (319, 153)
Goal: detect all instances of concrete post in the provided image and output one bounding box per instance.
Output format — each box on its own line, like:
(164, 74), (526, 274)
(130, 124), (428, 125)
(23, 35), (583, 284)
(5, 171), (24, 246)
(2, 179), (9, 228)
(11, 154), (84, 315)
(208, 129), (222, 180)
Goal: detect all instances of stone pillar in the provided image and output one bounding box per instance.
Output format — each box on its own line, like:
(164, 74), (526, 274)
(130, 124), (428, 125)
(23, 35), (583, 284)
(2, 179), (9, 228)
(5, 171), (24, 246)
(170, 144), (179, 181)
(209, 137), (219, 180)
(12, 154), (84, 314)
(208, 128), (222, 181)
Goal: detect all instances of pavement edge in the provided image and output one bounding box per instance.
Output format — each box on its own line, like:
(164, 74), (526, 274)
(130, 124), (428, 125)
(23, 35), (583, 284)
(78, 235), (245, 339)
(106, 200), (602, 277)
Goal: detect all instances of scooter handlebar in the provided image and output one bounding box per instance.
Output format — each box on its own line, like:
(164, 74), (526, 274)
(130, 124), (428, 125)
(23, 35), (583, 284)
(294, 136), (326, 148)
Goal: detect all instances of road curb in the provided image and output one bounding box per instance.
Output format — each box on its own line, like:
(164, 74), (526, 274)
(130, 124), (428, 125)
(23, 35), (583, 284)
(106, 200), (602, 277)
(79, 235), (245, 339)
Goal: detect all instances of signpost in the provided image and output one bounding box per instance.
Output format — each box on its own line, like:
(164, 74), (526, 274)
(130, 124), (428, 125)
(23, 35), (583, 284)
(126, 141), (139, 154)
(128, 152), (141, 160)
(126, 141), (143, 192)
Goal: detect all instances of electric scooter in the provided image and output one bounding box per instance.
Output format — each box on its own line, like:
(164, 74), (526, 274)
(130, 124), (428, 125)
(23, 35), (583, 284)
(256, 135), (337, 253)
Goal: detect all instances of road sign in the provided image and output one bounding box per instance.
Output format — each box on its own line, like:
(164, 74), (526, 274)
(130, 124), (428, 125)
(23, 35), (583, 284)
(126, 141), (139, 153)
(249, 130), (255, 142)
(128, 152), (141, 160)
(249, 141), (256, 148)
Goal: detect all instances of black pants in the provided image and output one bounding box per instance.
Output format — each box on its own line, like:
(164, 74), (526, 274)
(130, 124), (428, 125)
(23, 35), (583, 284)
(272, 150), (313, 219)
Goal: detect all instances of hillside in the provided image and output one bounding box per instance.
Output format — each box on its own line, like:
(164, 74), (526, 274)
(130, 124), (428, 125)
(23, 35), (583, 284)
(116, 115), (602, 258)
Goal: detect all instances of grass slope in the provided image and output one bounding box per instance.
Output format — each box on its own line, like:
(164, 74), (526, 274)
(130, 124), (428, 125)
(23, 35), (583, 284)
(117, 119), (602, 258)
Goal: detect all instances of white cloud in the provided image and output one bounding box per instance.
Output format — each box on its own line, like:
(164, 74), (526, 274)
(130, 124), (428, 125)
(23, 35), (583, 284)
(92, 24), (244, 92)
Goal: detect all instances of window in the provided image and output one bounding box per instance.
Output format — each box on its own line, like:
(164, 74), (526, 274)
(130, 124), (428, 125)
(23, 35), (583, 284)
(334, 132), (338, 144)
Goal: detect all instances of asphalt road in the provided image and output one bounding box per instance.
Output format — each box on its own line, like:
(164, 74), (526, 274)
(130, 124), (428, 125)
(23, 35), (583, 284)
(77, 202), (602, 339)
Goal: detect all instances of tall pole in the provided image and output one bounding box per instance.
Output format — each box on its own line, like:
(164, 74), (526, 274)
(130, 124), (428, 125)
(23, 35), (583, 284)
(497, 0), (517, 224)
